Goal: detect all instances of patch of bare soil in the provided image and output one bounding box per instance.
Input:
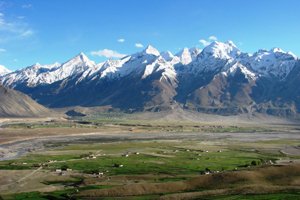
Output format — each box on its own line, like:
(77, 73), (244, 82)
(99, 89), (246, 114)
(0, 170), (65, 194)
(78, 164), (300, 198)
(281, 146), (300, 156)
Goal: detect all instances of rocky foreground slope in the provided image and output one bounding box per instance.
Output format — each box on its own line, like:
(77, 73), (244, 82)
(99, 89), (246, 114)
(0, 85), (52, 117)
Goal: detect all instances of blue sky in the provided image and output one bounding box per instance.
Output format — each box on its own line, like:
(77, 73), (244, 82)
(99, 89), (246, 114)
(0, 0), (300, 70)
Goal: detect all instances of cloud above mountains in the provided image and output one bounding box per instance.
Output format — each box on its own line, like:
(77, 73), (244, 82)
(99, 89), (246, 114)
(91, 49), (126, 58)
(0, 12), (34, 43)
(135, 43), (144, 48)
(199, 35), (218, 46)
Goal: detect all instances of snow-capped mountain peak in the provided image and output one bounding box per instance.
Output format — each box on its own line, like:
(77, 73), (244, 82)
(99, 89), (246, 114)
(176, 47), (201, 65)
(241, 47), (298, 79)
(66, 52), (95, 66)
(161, 51), (174, 61)
(202, 41), (240, 60)
(271, 47), (285, 54)
(224, 62), (256, 80)
(0, 65), (11, 76)
(176, 48), (191, 65)
(142, 45), (160, 56)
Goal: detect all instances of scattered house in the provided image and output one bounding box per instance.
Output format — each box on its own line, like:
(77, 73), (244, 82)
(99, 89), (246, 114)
(217, 150), (222, 153)
(98, 172), (104, 177)
(89, 155), (97, 159)
(198, 154), (202, 156)
(205, 150), (209, 153)
(55, 169), (62, 173)
(174, 150), (179, 153)
(134, 152), (140, 155)
(22, 162), (27, 165)
(205, 171), (210, 175)
(114, 163), (124, 168)
(186, 149), (190, 152)
(60, 171), (66, 176)
(66, 168), (72, 172)
(122, 154), (129, 157)
(266, 160), (274, 165)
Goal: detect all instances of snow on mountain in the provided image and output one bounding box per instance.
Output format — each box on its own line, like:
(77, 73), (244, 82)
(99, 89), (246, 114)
(161, 51), (174, 61)
(1, 53), (95, 87)
(142, 56), (177, 80)
(142, 45), (160, 56)
(242, 48), (298, 79)
(43, 52), (95, 84)
(0, 65), (11, 76)
(201, 41), (240, 60)
(1, 42), (299, 89)
(95, 56), (131, 79)
(176, 47), (201, 65)
(222, 62), (257, 80)
(184, 42), (240, 73)
(1, 62), (60, 87)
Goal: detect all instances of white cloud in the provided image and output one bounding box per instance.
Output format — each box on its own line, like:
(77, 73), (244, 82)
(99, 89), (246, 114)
(20, 30), (34, 37)
(0, 12), (34, 43)
(117, 38), (125, 43)
(199, 39), (210, 46)
(91, 49), (126, 58)
(209, 35), (218, 41)
(135, 43), (144, 48)
(0, 48), (6, 52)
(199, 35), (218, 47)
(18, 16), (25, 20)
(22, 4), (32, 9)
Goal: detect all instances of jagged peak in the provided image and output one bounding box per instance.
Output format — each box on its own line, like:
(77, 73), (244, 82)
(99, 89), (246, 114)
(175, 47), (201, 65)
(161, 51), (174, 61)
(64, 52), (95, 67)
(0, 64), (11, 75)
(202, 41), (240, 59)
(269, 48), (297, 59)
(287, 51), (298, 59)
(74, 52), (90, 62)
(226, 62), (256, 80)
(271, 47), (285, 53)
(226, 40), (237, 48)
(176, 48), (189, 56)
(254, 47), (297, 59)
(142, 45), (160, 56)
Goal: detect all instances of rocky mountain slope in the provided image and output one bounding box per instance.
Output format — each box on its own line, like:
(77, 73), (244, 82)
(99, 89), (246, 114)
(0, 85), (52, 117)
(1, 41), (299, 117)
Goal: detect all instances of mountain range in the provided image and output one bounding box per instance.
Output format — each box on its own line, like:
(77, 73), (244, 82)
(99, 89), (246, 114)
(1, 41), (299, 117)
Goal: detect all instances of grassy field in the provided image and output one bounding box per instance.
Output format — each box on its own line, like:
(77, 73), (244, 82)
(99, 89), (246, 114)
(0, 115), (300, 199)
(0, 140), (278, 174)
(1, 138), (299, 199)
